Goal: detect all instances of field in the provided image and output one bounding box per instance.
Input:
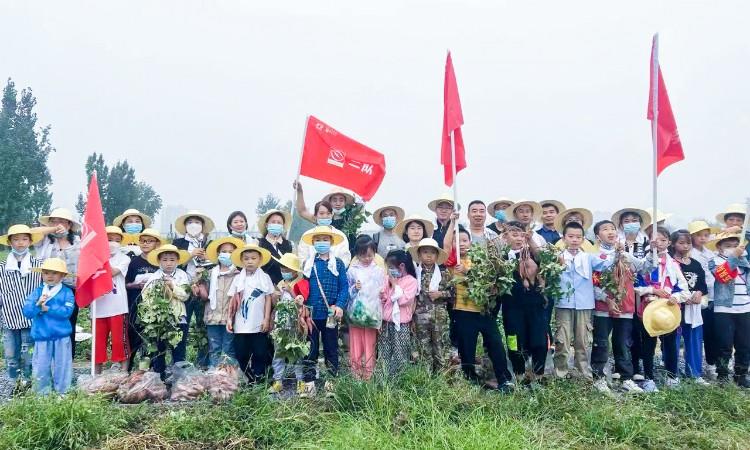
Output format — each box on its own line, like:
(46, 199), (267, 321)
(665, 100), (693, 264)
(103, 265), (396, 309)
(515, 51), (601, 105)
(0, 367), (748, 450)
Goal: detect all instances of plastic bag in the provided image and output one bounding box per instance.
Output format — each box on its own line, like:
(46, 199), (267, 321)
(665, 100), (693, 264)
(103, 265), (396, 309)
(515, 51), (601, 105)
(206, 361), (241, 402)
(117, 370), (169, 403)
(168, 362), (209, 402)
(346, 290), (382, 329)
(78, 369), (129, 399)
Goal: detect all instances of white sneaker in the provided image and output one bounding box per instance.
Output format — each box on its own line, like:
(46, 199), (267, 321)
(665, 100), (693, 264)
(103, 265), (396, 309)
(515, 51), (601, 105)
(593, 378), (611, 393)
(641, 379), (659, 393)
(694, 377), (711, 386)
(632, 374), (645, 381)
(665, 377), (681, 389)
(621, 379), (644, 393)
(611, 372), (621, 380)
(704, 365), (718, 381)
(299, 381), (316, 398)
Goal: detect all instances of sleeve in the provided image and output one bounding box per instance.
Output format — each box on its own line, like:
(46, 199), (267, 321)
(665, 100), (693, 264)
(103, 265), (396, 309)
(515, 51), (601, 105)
(347, 267), (359, 298)
(397, 277), (418, 306)
(292, 279), (310, 301)
(694, 263), (709, 296)
(46, 289), (76, 319)
(590, 253), (614, 272)
(22, 289), (42, 319)
(335, 260), (349, 309)
(114, 255), (130, 276)
(711, 257), (739, 284)
(444, 251), (458, 268)
(227, 292), (241, 323)
(125, 260), (137, 283)
(439, 268), (455, 300)
(671, 267), (692, 304)
(633, 273), (654, 296)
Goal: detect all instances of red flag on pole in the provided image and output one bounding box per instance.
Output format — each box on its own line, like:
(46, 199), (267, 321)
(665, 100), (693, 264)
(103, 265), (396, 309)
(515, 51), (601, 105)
(441, 51), (466, 187)
(76, 172), (113, 308)
(648, 37), (684, 175)
(299, 116), (386, 201)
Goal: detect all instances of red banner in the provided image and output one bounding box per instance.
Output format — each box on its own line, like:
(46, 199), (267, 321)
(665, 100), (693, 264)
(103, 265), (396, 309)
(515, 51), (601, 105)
(76, 172), (113, 308)
(299, 116), (386, 201)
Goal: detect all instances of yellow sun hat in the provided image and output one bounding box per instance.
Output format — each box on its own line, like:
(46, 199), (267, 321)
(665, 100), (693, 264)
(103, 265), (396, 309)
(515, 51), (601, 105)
(205, 237), (245, 262)
(274, 253), (302, 274)
(687, 220), (719, 236)
(487, 197), (515, 214)
(105, 225), (125, 239)
(231, 244), (272, 268)
(408, 238), (449, 265)
(301, 226), (345, 246)
(554, 207), (594, 233)
(716, 203), (746, 224)
(147, 244), (191, 267)
(257, 209), (292, 236)
(706, 232), (743, 252)
(642, 298), (681, 337)
(505, 199), (542, 221)
(134, 228), (165, 245)
(32, 257), (69, 275)
(174, 210), (215, 235)
(323, 187), (356, 206)
(38, 208), (81, 233)
(393, 215), (435, 239)
(0, 224), (44, 246)
(112, 208), (153, 228)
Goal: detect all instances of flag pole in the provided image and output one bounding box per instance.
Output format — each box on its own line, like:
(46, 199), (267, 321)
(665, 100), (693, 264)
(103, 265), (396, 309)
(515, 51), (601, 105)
(90, 169), (98, 377)
(288, 115), (310, 240)
(650, 34), (660, 261)
(450, 130), (460, 263)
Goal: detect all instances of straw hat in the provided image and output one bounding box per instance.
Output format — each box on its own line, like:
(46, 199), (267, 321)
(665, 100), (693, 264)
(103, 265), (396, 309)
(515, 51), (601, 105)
(427, 193), (460, 212)
(274, 253), (302, 273)
(687, 220), (719, 236)
(539, 200), (566, 214)
(408, 238), (448, 265)
(505, 200), (542, 221)
(205, 237), (245, 262)
(135, 228), (165, 245)
(301, 226), (345, 246)
(257, 209), (292, 236)
(707, 232), (743, 252)
(487, 198), (514, 214)
(372, 205), (405, 226)
(642, 298), (681, 337)
(643, 209), (673, 228)
(323, 188), (355, 206)
(393, 215), (435, 238)
(0, 224), (44, 246)
(174, 210), (215, 235)
(611, 207), (651, 229)
(147, 244), (191, 266)
(554, 207), (594, 233)
(105, 225), (124, 239)
(32, 257), (69, 275)
(231, 244), (272, 267)
(112, 208), (153, 228)
(716, 203), (747, 224)
(39, 208), (81, 232)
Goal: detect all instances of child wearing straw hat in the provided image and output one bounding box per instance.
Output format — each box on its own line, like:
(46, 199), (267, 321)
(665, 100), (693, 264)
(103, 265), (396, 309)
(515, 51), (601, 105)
(22, 258), (76, 394)
(124, 228), (164, 370)
(297, 200), (352, 267)
(294, 181), (362, 250)
(689, 220), (719, 379)
(707, 232), (750, 388)
(227, 244), (276, 383)
(372, 205), (406, 258)
(0, 225), (43, 384)
(554, 207), (596, 253)
(90, 227), (131, 374)
(200, 237), (243, 367)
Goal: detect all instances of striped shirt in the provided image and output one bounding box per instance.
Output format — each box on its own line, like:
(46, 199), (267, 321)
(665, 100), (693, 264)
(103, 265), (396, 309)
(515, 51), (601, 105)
(715, 267), (750, 314)
(0, 254), (43, 329)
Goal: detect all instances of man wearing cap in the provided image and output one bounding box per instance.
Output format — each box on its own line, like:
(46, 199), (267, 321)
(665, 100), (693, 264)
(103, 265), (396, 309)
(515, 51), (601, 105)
(428, 194), (457, 249)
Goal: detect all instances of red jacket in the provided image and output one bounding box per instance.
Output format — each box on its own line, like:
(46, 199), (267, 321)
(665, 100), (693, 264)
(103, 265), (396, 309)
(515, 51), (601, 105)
(593, 265), (636, 317)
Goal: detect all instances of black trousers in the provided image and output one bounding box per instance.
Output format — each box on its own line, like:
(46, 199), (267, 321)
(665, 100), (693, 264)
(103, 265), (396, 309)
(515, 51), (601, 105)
(303, 319), (339, 382)
(454, 310), (511, 384)
(702, 303), (719, 366)
(234, 332), (270, 383)
(502, 303), (547, 376)
(69, 303), (79, 360)
(591, 315), (634, 380)
(714, 311), (750, 379)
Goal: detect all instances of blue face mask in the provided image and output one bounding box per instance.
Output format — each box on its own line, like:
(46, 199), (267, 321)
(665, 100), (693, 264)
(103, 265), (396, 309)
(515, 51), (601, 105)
(52, 232), (68, 239)
(267, 223), (284, 236)
(230, 230), (246, 238)
(217, 252), (233, 267)
(388, 268), (402, 278)
(123, 223), (143, 234)
(281, 271), (294, 281)
(623, 222), (641, 235)
(317, 218), (333, 227)
(382, 217), (397, 230)
(11, 248), (28, 257)
(494, 210), (507, 222)
(314, 241), (331, 254)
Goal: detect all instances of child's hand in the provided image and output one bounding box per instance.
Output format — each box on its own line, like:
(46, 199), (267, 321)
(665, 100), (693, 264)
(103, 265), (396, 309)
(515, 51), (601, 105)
(690, 292), (703, 305)
(41, 303), (49, 312)
(54, 224), (67, 235)
(295, 295), (305, 306)
(388, 275), (397, 287)
(725, 225), (743, 234)
(667, 297), (679, 306)
(332, 306), (344, 319)
(226, 321), (234, 333)
(355, 280), (362, 291)
(607, 299), (622, 315)
(454, 264), (466, 275)
(261, 318), (271, 333)
(735, 244), (747, 258)
(293, 180), (302, 193)
(428, 290), (443, 301)
(191, 248), (205, 258)
(36, 294), (49, 307)
(653, 289), (670, 299)
(450, 212), (460, 222)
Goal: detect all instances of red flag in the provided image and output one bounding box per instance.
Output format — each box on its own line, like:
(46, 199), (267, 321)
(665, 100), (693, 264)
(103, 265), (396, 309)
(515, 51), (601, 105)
(648, 36), (684, 175)
(76, 172), (113, 308)
(299, 116), (386, 201)
(441, 51), (466, 187)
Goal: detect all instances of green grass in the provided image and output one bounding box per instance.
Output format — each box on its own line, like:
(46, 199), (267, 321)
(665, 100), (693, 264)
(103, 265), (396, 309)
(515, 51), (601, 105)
(1, 368), (749, 450)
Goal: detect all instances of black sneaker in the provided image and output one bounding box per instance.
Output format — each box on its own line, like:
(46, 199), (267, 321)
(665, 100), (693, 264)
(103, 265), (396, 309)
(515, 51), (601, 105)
(734, 375), (750, 389)
(497, 381), (515, 394)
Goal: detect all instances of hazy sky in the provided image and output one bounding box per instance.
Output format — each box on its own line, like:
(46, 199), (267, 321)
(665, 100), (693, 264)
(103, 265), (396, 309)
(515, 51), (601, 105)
(2, 1), (748, 229)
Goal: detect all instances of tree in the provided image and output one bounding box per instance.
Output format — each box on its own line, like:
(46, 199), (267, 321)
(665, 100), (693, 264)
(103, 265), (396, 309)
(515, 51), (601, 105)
(76, 153), (162, 224)
(0, 79), (53, 229)
(255, 193), (312, 242)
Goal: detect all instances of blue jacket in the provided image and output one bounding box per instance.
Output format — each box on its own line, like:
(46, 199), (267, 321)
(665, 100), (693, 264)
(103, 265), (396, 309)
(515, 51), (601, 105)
(709, 254), (750, 308)
(22, 285), (75, 341)
(307, 256), (349, 320)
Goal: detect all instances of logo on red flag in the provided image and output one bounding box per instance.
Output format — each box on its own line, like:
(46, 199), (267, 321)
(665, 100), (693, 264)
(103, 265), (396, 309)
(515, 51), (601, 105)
(75, 172), (113, 308)
(299, 116), (386, 201)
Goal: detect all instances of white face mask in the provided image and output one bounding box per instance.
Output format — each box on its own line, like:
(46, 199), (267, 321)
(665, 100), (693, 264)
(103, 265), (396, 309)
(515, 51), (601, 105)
(108, 241), (121, 256)
(185, 223), (203, 237)
(722, 248), (737, 258)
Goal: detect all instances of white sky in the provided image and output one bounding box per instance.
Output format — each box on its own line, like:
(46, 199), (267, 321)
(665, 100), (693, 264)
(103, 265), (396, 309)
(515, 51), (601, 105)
(2, 1), (748, 229)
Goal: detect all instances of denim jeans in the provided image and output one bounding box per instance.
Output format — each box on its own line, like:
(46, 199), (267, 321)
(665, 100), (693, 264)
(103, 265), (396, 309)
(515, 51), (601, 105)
(3, 328), (32, 379)
(206, 324), (234, 367)
(32, 337), (72, 394)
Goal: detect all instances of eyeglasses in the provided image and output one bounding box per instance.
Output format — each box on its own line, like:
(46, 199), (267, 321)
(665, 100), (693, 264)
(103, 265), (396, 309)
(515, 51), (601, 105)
(139, 239), (160, 244)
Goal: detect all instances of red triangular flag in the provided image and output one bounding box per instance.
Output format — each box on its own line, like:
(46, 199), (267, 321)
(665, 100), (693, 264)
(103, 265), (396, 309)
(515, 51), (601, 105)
(299, 116), (386, 201)
(648, 37), (684, 175)
(441, 51), (466, 187)
(76, 172), (113, 308)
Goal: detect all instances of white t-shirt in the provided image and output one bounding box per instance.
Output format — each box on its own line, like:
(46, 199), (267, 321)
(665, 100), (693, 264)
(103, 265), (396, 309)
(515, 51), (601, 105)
(228, 268), (275, 333)
(94, 252), (131, 318)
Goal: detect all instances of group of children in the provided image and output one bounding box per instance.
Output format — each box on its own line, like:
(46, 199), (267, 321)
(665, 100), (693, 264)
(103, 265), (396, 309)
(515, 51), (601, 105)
(1, 191), (748, 397)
